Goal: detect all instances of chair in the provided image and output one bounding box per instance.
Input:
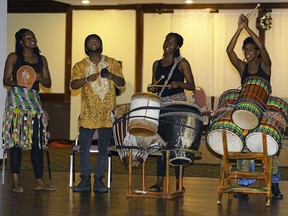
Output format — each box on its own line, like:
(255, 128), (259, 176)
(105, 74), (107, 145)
(69, 130), (112, 188)
(2, 147), (52, 185)
(193, 86), (214, 132)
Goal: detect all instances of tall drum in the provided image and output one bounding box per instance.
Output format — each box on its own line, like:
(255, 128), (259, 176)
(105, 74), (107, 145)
(158, 101), (203, 166)
(128, 92), (160, 137)
(113, 103), (149, 167)
(266, 96), (288, 122)
(232, 76), (271, 130)
(245, 96), (288, 156)
(207, 89), (245, 155)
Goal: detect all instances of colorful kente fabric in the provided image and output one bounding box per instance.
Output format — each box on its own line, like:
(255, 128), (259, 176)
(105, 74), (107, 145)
(2, 86), (48, 149)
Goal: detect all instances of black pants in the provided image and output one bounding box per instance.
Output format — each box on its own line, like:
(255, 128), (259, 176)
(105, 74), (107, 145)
(10, 117), (44, 179)
(156, 156), (184, 179)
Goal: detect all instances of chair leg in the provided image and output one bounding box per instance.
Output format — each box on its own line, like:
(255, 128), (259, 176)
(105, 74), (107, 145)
(69, 151), (76, 188)
(2, 149), (6, 185)
(107, 153), (112, 189)
(68, 148), (112, 188)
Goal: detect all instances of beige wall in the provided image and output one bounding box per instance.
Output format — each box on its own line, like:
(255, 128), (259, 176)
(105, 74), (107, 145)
(7, 13), (66, 93)
(7, 9), (288, 140)
(143, 13), (172, 92)
(7, 11), (137, 139)
(0, 1), (7, 157)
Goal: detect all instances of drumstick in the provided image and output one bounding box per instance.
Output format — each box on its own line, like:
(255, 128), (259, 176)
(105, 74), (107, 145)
(246, 3), (260, 18)
(155, 75), (165, 85)
(148, 75), (165, 88)
(149, 84), (171, 88)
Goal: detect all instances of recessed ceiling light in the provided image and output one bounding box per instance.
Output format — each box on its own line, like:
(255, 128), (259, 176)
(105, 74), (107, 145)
(81, 0), (90, 4)
(185, 0), (194, 3)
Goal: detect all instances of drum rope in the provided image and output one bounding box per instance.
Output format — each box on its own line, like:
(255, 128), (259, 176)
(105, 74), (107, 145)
(237, 92), (268, 109)
(113, 108), (203, 138)
(262, 113), (285, 140)
(114, 106), (202, 123)
(210, 106), (234, 125)
(266, 111), (287, 129)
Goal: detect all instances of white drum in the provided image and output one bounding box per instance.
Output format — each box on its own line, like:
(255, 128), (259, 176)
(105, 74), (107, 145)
(128, 92), (160, 137)
(245, 111), (286, 156)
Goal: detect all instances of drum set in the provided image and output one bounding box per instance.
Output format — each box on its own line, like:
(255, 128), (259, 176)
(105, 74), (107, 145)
(207, 76), (288, 156)
(113, 92), (204, 168)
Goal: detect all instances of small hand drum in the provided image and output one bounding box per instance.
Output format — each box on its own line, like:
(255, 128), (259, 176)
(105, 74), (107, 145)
(16, 65), (36, 90)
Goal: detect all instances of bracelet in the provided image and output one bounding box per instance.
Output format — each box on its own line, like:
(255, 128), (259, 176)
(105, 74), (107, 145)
(85, 76), (89, 83)
(109, 73), (114, 80)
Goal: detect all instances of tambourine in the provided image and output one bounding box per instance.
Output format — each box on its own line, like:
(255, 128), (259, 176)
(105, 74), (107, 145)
(16, 65), (36, 90)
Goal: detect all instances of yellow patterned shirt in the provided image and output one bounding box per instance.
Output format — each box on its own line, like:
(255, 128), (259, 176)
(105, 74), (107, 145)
(71, 55), (124, 129)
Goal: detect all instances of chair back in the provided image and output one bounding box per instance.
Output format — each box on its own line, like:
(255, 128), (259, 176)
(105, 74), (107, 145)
(194, 86), (207, 108)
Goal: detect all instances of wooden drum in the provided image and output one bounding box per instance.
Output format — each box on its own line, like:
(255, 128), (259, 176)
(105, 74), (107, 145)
(128, 92), (160, 137)
(232, 76), (271, 130)
(207, 89), (245, 155)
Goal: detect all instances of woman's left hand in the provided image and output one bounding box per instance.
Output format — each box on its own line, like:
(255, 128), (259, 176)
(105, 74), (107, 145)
(36, 73), (42, 82)
(170, 81), (180, 88)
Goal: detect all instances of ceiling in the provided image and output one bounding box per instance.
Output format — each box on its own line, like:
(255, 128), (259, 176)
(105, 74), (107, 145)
(8, 0), (288, 13)
(54, 0), (288, 6)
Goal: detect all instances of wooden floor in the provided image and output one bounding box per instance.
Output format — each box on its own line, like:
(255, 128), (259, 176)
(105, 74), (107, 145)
(0, 170), (288, 216)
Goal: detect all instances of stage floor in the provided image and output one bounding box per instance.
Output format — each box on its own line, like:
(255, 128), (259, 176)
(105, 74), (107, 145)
(0, 171), (287, 216)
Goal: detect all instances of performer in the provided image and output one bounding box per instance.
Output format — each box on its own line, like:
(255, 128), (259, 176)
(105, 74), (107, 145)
(147, 32), (196, 192)
(2, 28), (54, 192)
(226, 14), (282, 199)
(71, 34), (125, 193)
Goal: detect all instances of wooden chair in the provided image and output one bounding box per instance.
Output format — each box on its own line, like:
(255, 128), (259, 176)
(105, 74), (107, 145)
(193, 86), (214, 133)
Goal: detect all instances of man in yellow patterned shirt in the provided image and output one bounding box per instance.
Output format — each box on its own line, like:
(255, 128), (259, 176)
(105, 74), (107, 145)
(71, 34), (125, 193)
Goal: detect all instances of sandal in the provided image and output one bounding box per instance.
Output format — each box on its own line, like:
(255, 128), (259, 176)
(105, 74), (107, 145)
(34, 183), (56, 191)
(12, 186), (24, 193)
(176, 185), (186, 192)
(148, 184), (163, 192)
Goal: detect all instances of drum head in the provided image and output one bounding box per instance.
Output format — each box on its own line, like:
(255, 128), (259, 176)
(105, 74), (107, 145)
(232, 110), (259, 130)
(16, 65), (36, 90)
(206, 129), (244, 155)
(117, 133), (148, 167)
(128, 121), (157, 137)
(169, 152), (193, 166)
(246, 132), (279, 156)
(128, 93), (160, 137)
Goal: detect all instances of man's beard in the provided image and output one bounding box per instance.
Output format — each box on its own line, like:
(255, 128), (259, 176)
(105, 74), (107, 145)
(87, 47), (102, 55)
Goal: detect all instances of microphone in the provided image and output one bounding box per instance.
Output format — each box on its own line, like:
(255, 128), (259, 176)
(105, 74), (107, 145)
(101, 68), (110, 78)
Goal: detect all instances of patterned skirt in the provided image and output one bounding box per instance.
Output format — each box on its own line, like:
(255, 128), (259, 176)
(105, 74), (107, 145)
(2, 86), (49, 150)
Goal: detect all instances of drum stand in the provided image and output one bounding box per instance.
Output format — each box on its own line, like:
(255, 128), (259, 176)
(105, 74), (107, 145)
(217, 130), (272, 207)
(126, 149), (184, 199)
